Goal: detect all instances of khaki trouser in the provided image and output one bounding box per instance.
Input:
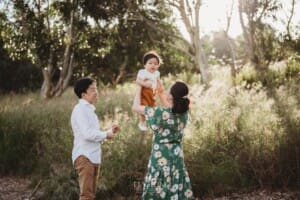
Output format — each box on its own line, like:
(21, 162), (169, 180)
(74, 155), (100, 200)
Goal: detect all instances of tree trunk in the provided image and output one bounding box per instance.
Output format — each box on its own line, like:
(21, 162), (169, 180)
(112, 55), (128, 86)
(224, 0), (236, 86)
(286, 0), (295, 41)
(40, 0), (76, 99)
(170, 0), (210, 85)
(225, 34), (236, 85)
(238, 0), (266, 72)
(238, 0), (255, 65)
(41, 51), (54, 99)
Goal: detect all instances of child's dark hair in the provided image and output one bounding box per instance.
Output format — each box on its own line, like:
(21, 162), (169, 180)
(74, 77), (95, 98)
(170, 81), (190, 114)
(143, 50), (162, 65)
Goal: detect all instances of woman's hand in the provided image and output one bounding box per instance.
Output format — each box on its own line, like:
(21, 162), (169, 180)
(157, 79), (164, 94)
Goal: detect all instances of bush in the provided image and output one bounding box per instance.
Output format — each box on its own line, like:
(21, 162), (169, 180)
(0, 64), (299, 198)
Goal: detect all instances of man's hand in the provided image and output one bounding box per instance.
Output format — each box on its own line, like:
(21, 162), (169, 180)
(112, 125), (120, 134)
(106, 125), (120, 140)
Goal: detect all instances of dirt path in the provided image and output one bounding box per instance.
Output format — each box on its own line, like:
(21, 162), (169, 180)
(0, 177), (32, 200)
(0, 177), (300, 200)
(202, 189), (300, 200)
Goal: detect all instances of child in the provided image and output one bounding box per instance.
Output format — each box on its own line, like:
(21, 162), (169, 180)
(136, 50), (162, 131)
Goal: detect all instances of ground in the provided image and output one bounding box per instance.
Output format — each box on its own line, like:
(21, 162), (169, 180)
(0, 177), (300, 200)
(0, 177), (32, 200)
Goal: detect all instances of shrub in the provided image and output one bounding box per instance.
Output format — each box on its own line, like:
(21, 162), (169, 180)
(0, 63), (299, 198)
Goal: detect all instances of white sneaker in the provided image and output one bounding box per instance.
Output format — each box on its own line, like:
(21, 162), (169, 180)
(138, 122), (148, 132)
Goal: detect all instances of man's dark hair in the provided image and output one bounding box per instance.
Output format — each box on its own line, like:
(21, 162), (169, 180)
(74, 77), (95, 98)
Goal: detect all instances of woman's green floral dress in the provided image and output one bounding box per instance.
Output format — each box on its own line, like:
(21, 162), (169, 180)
(142, 106), (193, 200)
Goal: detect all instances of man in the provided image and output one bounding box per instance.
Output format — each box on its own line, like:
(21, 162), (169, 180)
(71, 77), (119, 200)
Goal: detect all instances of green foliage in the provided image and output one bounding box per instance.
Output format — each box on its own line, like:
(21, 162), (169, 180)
(0, 0), (187, 94)
(236, 64), (259, 86)
(35, 170), (79, 200)
(0, 91), (73, 176)
(236, 58), (300, 88)
(0, 21), (42, 93)
(0, 62), (299, 198)
(0, 114), (38, 175)
(238, 0), (283, 69)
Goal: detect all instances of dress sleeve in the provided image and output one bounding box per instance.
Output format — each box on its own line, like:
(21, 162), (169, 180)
(144, 106), (161, 131)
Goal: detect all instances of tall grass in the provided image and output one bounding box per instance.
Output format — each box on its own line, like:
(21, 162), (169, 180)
(0, 63), (299, 198)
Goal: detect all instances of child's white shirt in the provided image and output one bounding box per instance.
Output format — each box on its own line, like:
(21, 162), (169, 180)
(137, 69), (160, 89)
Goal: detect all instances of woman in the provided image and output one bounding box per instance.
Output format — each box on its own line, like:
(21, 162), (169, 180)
(132, 81), (194, 199)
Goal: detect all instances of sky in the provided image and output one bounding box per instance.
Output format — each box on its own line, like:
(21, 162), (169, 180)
(1, 0), (299, 39)
(173, 0), (300, 39)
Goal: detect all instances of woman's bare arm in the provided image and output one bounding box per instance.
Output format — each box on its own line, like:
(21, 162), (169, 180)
(157, 80), (169, 107)
(132, 86), (145, 115)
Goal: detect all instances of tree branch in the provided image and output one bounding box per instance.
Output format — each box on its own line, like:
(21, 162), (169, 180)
(225, 0), (234, 33)
(178, 0), (193, 37)
(147, 30), (194, 59)
(257, 0), (269, 22)
(287, 0), (295, 39)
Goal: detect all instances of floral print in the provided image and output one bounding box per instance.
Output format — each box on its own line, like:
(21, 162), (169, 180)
(142, 107), (194, 200)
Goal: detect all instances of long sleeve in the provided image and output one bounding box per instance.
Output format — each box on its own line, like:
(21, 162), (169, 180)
(72, 106), (107, 142)
(71, 99), (108, 164)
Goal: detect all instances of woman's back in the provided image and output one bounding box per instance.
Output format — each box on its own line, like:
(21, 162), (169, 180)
(142, 106), (193, 199)
(145, 107), (188, 144)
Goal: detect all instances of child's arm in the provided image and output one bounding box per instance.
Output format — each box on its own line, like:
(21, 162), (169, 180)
(136, 77), (152, 88)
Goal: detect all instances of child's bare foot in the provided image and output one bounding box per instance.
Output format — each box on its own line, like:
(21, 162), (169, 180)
(138, 122), (148, 132)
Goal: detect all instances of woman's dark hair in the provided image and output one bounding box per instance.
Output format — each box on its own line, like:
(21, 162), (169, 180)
(170, 81), (190, 114)
(74, 77), (95, 98)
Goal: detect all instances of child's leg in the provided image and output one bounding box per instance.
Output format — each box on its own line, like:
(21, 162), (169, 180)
(139, 114), (145, 123)
(138, 85), (149, 131)
(138, 114), (147, 131)
(138, 85), (145, 123)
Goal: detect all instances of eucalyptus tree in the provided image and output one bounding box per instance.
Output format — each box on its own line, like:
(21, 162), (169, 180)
(0, 0), (82, 98)
(166, 0), (210, 85)
(238, 0), (282, 72)
(1, 0), (185, 97)
(282, 0), (300, 54)
(77, 0), (184, 85)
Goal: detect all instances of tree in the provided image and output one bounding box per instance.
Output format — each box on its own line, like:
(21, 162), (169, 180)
(210, 0), (237, 85)
(1, 0), (79, 98)
(167, 0), (210, 85)
(238, 0), (282, 72)
(223, 0), (237, 85)
(281, 0), (300, 54)
(1, 0), (184, 97)
(75, 0), (187, 85)
(0, 12), (42, 93)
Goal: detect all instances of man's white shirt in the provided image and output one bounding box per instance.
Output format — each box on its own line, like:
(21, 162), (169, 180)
(71, 99), (108, 164)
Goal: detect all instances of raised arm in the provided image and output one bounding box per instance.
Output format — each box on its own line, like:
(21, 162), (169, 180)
(136, 77), (152, 88)
(157, 79), (168, 107)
